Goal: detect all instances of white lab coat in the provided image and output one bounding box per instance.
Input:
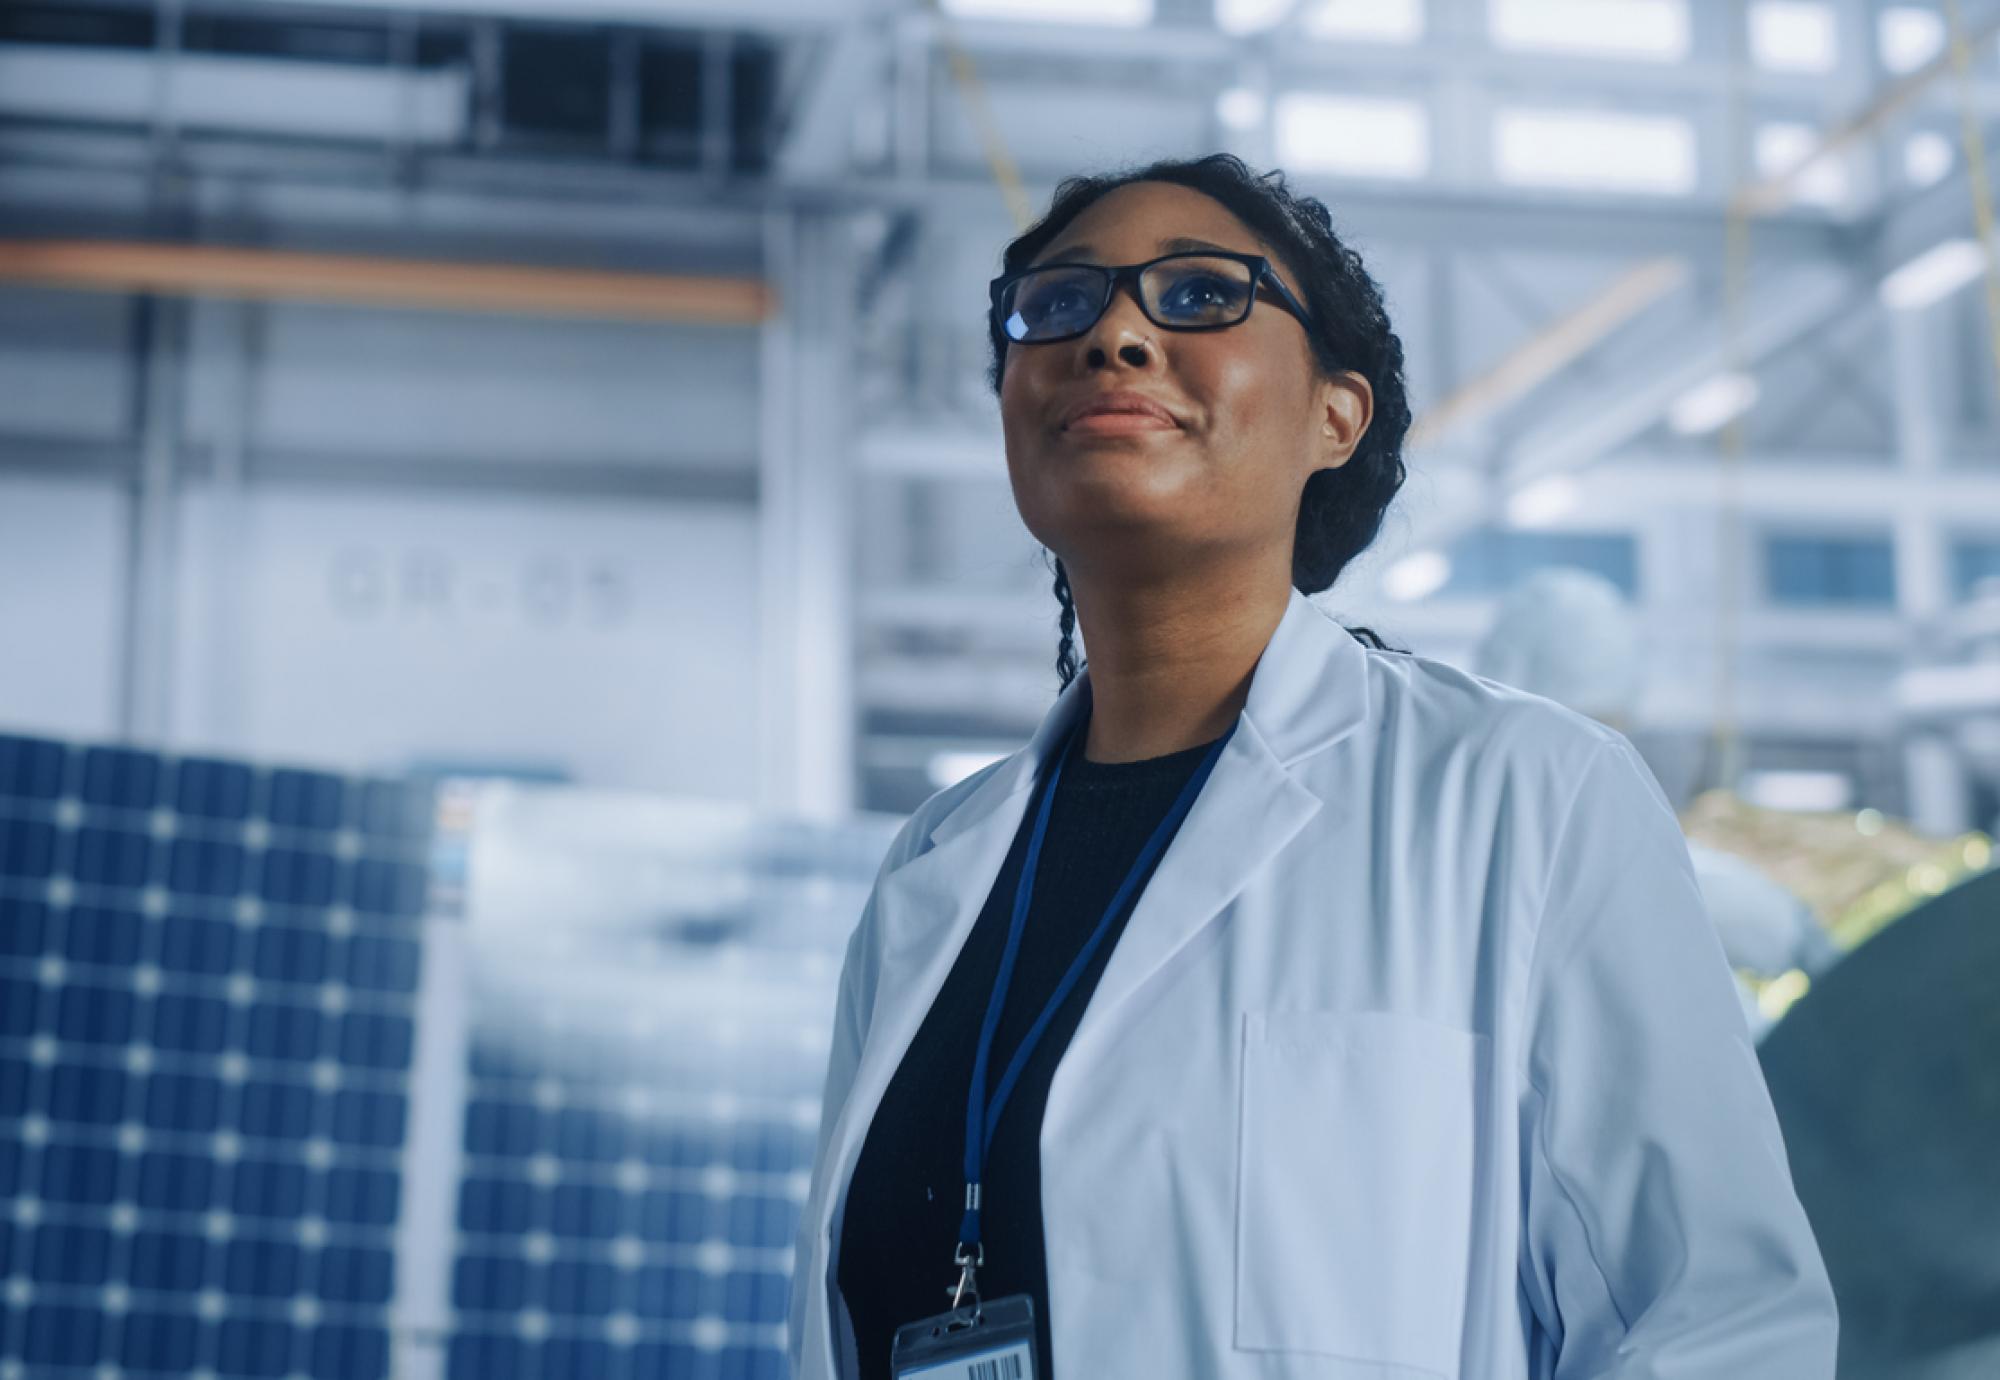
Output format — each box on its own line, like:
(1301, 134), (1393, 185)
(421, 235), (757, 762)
(789, 586), (1837, 1379)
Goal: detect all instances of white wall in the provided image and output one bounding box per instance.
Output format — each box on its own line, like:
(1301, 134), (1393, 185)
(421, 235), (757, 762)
(0, 477), (127, 740)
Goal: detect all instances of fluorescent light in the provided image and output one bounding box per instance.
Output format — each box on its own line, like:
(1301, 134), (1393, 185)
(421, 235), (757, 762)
(942, 0), (1152, 24)
(1303, 0), (1423, 42)
(1215, 0), (1290, 35)
(1903, 130), (1954, 188)
(1756, 122), (1848, 208)
(1216, 87), (1265, 132)
(1506, 476), (1581, 529)
(1669, 372), (1760, 435)
(1491, 0), (1689, 62)
(927, 749), (1008, 790)
(1383, 550), (1450, 602)
(1495, 108), (1697, 195)
(1275, 93), (1428, 178)
(1880, 239), (1986, 311)
(1879, 6), (1945, 73)
(1741, 769), (1853, 812)
(1750, 2), (1838, 73)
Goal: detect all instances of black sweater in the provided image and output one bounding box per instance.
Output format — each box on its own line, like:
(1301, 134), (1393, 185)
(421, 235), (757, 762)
(835, 720), (1221, 1377)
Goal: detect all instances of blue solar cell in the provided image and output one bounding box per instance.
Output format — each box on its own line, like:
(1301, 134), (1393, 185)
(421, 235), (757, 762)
(0, 975), (38, 1037)
(727, 1194), (800, 1252)
(0, 816), (59, 879)
(322, 1165), (399, 1226)
(24, 1303), (102, 1366)
(464, 1098), (540, 1158)
(318, 1244), (395, 1305)
(246, 1001), (323, 1063)
(216, 1314), (296, 1377)
(268, 770), (345, 833)
(548, 1183), (624, 1240)
(0, 895), (50, 954)
(39, 1139), (118, 1204)
(55, 982), (136, 1044)
(542, 1337), (616, 1378)
(47, 1062), (127, 1126)
(231, 1157), (309, 1218)
(251, 925), (330, 984)
(152, 991), (230, 1054)
(342, 932), (421, 993)
(80, 746), (163, 810)
(158, 911), (237, 975)
(723, 1343), (788, 1380)
(224, 1237), (301, 1296)
(468, 1040), (538, 1081)
(637, 1189), (709, 1244)
(449, 1332), (529, 1380)
(261, 849), (340, 909)
(721, 1268), (789, 1325)
(236, 1079), (315, 1141)
(0, 1137), (16, 1194)
(630, 1263), (703, 1316)
(453, 1252), (531, 1311)
(168, 836), (248, 897)
(0, 1053), (27, 1117)
(311, 1322), (389, 1380)
(357, 779), (424, 838)
(553, 1105), (628, 1162)
(144, 1071), (224, 1133)
(63, 902), (144, 966)
(136, 1151), (217, 1213)
(459, 1175), (534, 1235)
(175, 756), (256, 822)
(0, 733), (67, 799)
(31, 1221), (113, 1286)
(633, 1343), (703, 1376)
(545, 1257), (618, 1315)
(122, 1309), (202, 1371)
(350, 857), (428, 918)
(128, 1229), (211, 1291)
(330, 1088), (406, 1148)
(74, 826), (154, 888)
(337, 1010), (414, 1071)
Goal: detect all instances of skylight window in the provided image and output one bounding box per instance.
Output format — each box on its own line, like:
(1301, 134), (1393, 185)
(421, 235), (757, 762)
(1494, 108), (1697, 195)
(1303, 0), (1424, 42)
(1215, 0), (1289, 35)
(1879, 7), (1945, 73)
(1755, 123), (1848, 207)
(1904, 130), (1953, 187)
(1489, 0), (1688, 62)
(1750, 2), (1838, 73)
(941, 0), (1152, 25)
(1275, 93), (1429, 178)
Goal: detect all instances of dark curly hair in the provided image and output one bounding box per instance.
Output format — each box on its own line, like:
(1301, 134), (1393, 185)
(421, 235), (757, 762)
(987, 152), (1411, 688)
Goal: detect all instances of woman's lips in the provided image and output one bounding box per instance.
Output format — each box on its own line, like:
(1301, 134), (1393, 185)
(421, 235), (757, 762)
(1064, 412), (1180, 435)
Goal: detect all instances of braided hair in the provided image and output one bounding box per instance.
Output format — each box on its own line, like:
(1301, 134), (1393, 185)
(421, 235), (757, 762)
(987, 153), (1411, 687)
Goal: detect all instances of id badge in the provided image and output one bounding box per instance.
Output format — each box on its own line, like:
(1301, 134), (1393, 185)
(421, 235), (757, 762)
(890, 1293), (1037, 1380)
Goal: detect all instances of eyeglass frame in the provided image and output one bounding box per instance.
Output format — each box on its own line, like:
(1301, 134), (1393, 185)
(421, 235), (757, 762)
(987, 249), (1315, 346)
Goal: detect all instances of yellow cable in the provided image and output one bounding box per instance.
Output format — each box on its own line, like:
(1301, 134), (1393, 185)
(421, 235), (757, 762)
(919, 0), (1036, 233)
(1944, 0), (2000, 397)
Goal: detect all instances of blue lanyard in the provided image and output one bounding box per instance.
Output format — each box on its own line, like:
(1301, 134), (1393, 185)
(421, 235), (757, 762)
(957, 708), (1236, 1258)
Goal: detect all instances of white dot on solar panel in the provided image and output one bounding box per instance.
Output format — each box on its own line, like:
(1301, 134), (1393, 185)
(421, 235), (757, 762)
(691, 1316), (727, 1351)
(43, 877), (73, 907)
(204, 1211), (234, 1240)
(701, 1165), (737, 1200)
(607, 1312), (639, 1346)
(622, 1088), (652, 1117)
(101, 1284), (129, 1314)
(318, 984), (347, 1013)
(150, 809), (176, 838)
(197, 1290), (225, 1319)
(520, 1309), (549, 1339)
(191, 1369), (218, 1380)
(304, 1138), (333, 1169)
(312, 1060), (341, 1090)
(327, 907), (353, 936)
(234, 897), (262, 924)
(534, 1079), (564, 1110)
(785, 1172), (811, 1202)
(219, 1052), (247, 1082)
(13, 1199), (39, 1227)
(227, 974), (256, 1004)
(29, 1037), (56, 1066)
(529, 1154), (559, 1186)
(242, 819), (270, 849)
(298, 1217), (326, 1247)
(117, 1122), (145, 1153)
(334, 830), (361, 859)
(19, 1116), (46, 1145)
(789, 1098), (819, 1128)
(111, 1203), (137, 1234)
(290, 1296), (320, 1326)
(55, 797), (82, 827)
(708, 1092), (739, 1122)
(617, 1159), (647, 1192)
(212, 1132), (240, 1162)
(5, 1277), (30, 1305)
(141, 886), (168, 915)
(695, 1239), (733, 1275)
(133, 964), (161, 994)
(123, 1044), (152, 1073)
(524, 1232), (555, 1262)
(612, 1236), (644, 1269)
(97, 1364), (118, 1380)
(37, 956), (64, 986)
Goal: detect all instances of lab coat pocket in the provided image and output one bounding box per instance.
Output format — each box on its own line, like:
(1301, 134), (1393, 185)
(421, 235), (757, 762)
(1234, 1010), (1486, 1379)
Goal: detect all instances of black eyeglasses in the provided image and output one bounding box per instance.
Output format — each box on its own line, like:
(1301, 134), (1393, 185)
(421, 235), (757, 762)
(988, 250), (1312, 345)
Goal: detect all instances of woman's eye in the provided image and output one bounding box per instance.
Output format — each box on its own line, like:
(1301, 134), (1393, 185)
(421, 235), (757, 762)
(1163, 275), (1241, 314)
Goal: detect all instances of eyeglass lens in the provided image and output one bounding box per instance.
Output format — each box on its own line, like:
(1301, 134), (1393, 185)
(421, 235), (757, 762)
(999, 255), (1256, 342)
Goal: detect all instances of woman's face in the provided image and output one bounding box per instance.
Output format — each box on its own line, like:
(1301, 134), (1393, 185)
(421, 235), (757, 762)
(998, 180), (1372, 585)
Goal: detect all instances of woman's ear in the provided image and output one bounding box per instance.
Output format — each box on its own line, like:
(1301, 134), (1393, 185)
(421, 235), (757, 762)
(1316, 371), (1374, 473)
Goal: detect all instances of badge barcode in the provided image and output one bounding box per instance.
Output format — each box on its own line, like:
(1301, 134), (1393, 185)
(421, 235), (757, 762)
(967, 1357), (1024, 1380)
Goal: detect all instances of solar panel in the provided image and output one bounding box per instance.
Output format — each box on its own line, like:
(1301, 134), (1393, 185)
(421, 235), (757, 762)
(1, 733), (432, 1379)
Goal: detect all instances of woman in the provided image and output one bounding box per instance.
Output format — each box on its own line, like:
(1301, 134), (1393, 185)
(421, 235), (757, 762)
(788, 153), (1837, 1379)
